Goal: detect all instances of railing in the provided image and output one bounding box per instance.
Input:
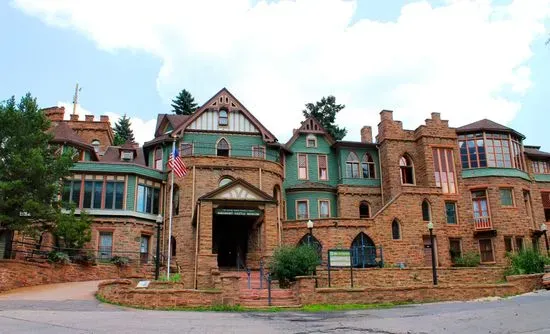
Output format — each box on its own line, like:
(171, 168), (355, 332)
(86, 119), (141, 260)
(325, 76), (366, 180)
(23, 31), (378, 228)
(181, 142), (281, 163)
(474, 216), (492, 230)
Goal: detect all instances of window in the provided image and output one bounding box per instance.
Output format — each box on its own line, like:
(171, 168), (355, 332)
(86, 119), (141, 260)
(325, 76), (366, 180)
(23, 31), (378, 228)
(298, 234), (322, 260)
(318, 155), (328, 180)
(296, 200), (309, 220)
(346, 152), (360, 178)
(472, 190), (491, 228)
(83, 180), (103, 209)
(392, 220), (401, 240)
(105, 181), (124, 209)
(504, 237), (513, 253)
(445, 202), (457, 225)
(541, 192), (550, 221)
(515, 237), (524, 252)
(154, 146), (163, 170)
(399, 156), (414, 184)
(171, 236), (177, 257)
(433, 148), (456, 193)
(219, 177), (233, 187)
(319, 200), (330, 218)
(532, 161), (550, 174)
(361, 153), (376, 179)
(137, 184), (160, 214)
(98, 232), (113, 260)
(458, 133), (525, 170)
(217, 138), (230, 157)
(359, 201), (370, 218)
(180, 143), (193, 156)
(140, 235), (150, 264)
(62, 180), (81, 206)
(479, 239), (494, 263)
(523, 190), (533, 221)
(252, 146), (266, 159)
(218, 109), (228, 126)
(306, 134), (317, 148)
(422, 200), (431, 222)
(500, 188), (514, 206)
(351, 233), (377, 268)
(449, 239), (462, 264)
(91, 140), (100, 153)
(298, 154), (308, 180)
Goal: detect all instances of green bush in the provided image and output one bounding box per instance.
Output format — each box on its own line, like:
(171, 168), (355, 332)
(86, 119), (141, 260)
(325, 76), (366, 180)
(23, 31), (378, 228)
(506, 248), (546, 275)
(452, 252), (481, 267)
(269, 245), (319, 288)
(110, 256), (130, 267)
(47, 251), (70, 265)
(159, 273), (182, 283)
(73, 252), (97, 266)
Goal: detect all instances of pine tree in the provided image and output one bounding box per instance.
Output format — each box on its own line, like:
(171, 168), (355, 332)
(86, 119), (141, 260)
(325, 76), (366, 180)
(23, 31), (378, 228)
(302, 96), (347, 140)
(113, 114), (135, 146)
(171, 89), (198, 115)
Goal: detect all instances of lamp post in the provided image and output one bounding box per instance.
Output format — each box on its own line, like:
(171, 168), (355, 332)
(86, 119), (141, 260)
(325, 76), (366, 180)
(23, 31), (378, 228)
(541, 223), (549, 256)
(427, 221), (438, 286)
(155, 214), (163, 280)
(307, 219), (314, 241)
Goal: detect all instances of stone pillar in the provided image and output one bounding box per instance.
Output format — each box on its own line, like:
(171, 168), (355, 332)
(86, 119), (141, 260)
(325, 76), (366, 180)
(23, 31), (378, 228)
(293, 276), (317, 305)
(196, 201), (218, 288)
(262, 203), (279, 261)
(220, 273), (241, 306)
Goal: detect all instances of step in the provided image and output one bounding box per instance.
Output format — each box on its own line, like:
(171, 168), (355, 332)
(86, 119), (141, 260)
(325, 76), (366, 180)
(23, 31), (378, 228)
(239, 299), (301, 308)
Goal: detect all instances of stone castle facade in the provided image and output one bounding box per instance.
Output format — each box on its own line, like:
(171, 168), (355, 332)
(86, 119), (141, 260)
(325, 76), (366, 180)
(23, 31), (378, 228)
(2, 88), (549, 289)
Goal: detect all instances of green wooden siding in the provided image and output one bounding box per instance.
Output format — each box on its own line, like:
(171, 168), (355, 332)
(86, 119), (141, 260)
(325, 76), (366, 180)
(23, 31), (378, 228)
(70, 162), (165, 180)
(286, 191), (337, 220)
(462, 168), (530, 181)
(534, 174), (550, 182)
(337, 147), (381, 186)
(126, 175), (137, 210)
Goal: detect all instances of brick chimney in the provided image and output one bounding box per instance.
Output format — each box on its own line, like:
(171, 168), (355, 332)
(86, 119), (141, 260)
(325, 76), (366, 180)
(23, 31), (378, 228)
(85, 115), (94, 122)
(360, 126), (373, 143)
(380, 110), (394, 121)
(70, 114), (79, 121)
(43, 106), (65, 122)
(100, 115), (109, 123)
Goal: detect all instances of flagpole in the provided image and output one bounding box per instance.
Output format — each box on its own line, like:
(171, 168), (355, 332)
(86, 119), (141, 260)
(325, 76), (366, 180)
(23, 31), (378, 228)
(166, 137), (176, 279)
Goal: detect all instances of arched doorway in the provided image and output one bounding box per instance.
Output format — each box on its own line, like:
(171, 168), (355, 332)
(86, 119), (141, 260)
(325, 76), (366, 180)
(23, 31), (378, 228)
(350, 233), (376, 268)
(298, 234), (322, 261)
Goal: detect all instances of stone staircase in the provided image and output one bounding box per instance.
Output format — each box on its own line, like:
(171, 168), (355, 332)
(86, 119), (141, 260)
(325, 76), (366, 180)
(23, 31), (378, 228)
(229, 270), (301, 309)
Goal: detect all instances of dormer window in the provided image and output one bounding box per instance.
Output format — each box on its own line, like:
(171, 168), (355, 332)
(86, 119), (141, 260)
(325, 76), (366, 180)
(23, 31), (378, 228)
(306, 134), (317, 148)
(121, 151), (133, 161)
(91, 140), (100, 153)
(218, 109), (228, 126)
(154, 146), (163, 170)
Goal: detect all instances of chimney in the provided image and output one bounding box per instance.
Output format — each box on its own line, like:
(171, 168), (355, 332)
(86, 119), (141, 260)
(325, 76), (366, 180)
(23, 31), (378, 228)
(100, 115), (109, 123)
(43, 106), (65, 122)
(380, 110), (393, 121)
(431, 112), (441, 121)
(85, 115), (94, 122)
(70, 114), (79, 121)
(360, 126), (373, 143)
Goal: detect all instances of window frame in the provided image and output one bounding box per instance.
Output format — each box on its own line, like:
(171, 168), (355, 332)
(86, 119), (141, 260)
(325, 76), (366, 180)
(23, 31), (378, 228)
(216, 138), (230, 157)
(391, 219), (401, 240)
(104, 181), (125, 210)
(296, 200), (309, 220)
(515, 237), (524, 252)
(98, 231), (113, 260)
(478, 238), (495, 263)
(218, 109), (228, 126)
(137, 184), (161, 215)
(449, 238), (462, 264)
(83, 180), (103, 209)
(458, 132), (525, 171)
(297, 153), (309, 180)
(499, 188), (514, 207)
(399, 155), (415, 185)
(345, 152), (360, 179)
(306, 134), (317, 148)
(422, 200), (431, 222)
(318, 199), (330, 218)
(154, 146), (163, 170)
(180, 142), (193, 156)
(445, 202), (458, 225)
(432, 147), (457, 193)
(317, 155), (328, 181)
(471, 189), (491, 226)
(359, 201), (370, 218)
(252, 145), (266, 159)
(504, 236), (514, 253)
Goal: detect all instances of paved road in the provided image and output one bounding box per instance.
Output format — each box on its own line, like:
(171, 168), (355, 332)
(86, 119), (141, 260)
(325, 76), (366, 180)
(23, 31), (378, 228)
(1, 281), (550, 333)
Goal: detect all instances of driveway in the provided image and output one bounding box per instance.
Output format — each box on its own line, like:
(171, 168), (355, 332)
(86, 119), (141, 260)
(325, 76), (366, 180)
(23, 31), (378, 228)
(1, 281), (550, 333)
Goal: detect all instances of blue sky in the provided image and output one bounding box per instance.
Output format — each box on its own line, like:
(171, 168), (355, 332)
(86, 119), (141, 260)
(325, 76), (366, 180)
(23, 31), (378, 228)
(1, 0), (549, 147)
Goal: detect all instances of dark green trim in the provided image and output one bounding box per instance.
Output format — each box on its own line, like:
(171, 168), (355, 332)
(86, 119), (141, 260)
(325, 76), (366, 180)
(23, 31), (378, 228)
(461, 168), (530, 181)
(534, 174), (550, 183)
(71, 162), (166, 180)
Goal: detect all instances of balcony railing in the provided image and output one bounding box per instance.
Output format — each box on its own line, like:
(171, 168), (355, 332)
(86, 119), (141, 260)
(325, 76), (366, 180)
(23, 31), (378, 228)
(474, 216), (492, 230)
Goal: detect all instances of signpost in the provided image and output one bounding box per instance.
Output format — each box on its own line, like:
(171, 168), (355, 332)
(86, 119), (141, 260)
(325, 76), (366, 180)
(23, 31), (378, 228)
(327, 249), (354, 288)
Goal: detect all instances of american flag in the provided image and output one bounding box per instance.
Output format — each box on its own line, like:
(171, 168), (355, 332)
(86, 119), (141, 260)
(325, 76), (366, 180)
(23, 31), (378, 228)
(168, 149), (188, 177)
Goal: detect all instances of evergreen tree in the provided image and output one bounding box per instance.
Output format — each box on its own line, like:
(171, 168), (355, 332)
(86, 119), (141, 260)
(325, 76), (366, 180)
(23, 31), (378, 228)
(302, 96), (347, 140)
(113, 114), (135, 146)
(0, 94), (74, 232)
(171, 89), (198, 115)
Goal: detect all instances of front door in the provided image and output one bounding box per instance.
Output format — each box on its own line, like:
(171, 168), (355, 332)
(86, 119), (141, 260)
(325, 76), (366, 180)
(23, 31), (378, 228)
(423, 236), (437, 267)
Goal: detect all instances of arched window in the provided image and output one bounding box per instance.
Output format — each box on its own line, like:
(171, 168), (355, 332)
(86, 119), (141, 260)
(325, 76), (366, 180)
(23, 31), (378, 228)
(218, 109), (228, 126)
(298, 234), (322, 261)
(359, 201), (370, 218)
(154, 146), (163, 170)
(173, 185), (180, 216)
(219, 177), (233, 187)
(399, 155), (414, 184)
(273, 185), (281, 204)
(351, 233), (377, 268)
(171, 236), (177, 257)
(392, 220), (401, 240)
(91, 140), (100, 153)
(346, 152), (360, 178)
(361, 153), (376, 179)
(217, 138), (230, 157)
(422, 200), (431, 222)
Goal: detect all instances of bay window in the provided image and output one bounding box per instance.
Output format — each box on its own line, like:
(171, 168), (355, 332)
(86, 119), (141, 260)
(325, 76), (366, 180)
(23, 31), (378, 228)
(532, 161), (550, 174)
(137, 184), (160, 214)
(105, 181), (124, 210)
(83, 180), (103, 209)
(458, 132), (525, 170)
(297, 200), (309, 219)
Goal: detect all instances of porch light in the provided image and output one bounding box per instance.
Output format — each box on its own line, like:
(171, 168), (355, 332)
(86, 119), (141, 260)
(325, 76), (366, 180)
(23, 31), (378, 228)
(307, 219), (314, 230)
(427, 221), (434, 230)
(541, 223), (547, 232)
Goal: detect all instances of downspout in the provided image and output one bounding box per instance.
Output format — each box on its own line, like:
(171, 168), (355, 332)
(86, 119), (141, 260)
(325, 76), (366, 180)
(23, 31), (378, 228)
(377, 145), (384, 206)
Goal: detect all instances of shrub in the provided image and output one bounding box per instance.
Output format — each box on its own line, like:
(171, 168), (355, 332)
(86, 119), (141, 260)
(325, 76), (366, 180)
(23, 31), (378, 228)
(452, 252), (481, 267)
(47, 251), (70, 265)
(110, 255), (130, 267)
(159, 273), (182, 283)
(269, 245), (319, 288)
(73, 252), (97, 266)
(506, 248), (546, 275)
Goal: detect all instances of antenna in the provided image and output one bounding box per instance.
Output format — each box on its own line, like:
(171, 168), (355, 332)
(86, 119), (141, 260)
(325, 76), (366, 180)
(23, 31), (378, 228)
(72, 83), (81, 115)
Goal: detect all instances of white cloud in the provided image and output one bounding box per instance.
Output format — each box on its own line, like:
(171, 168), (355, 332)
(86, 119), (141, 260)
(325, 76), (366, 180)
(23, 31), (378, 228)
(56, 102), (156, 145)
(14, 0), (550, 142)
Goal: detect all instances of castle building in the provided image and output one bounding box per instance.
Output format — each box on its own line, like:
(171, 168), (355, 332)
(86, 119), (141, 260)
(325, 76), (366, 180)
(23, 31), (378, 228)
(3, 88), (549, 289)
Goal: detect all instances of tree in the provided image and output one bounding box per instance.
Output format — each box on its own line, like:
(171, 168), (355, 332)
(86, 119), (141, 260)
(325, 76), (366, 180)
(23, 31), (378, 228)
(171, 89), (198, 115)
(0, 94), (74, 232)
(113, 114), (135, 146)
(52, 207), (92, 250)
(302, 96), (347, 140)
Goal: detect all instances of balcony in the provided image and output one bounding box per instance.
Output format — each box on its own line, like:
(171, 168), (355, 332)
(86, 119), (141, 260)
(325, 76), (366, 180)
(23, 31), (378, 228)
(474, 216), (493, 230)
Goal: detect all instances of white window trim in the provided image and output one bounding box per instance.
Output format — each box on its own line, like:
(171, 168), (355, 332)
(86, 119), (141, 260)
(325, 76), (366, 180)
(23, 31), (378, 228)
(317, 154), (329, 181)
(251, 145), (266, 159)
(296, 199), (309, 220)
(318, 199), (331, 218)
(297, 153), (309, 180)
(216, 137), (231, 157)
(306, 134), (317, 148)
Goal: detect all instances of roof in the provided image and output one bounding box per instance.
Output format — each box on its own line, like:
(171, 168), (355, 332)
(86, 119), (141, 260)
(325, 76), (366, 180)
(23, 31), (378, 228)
(100, 146), (147, 166)
(152, 114), (190, 139)
(333, 140), (378, 149)
(49, 122), (98, 160)
(285, 116), (335, 148)
(456, 119), (525, 139)
(285, 181), (336, 193)
(524, 146), (550, 160)
(199, 178), (275, 202)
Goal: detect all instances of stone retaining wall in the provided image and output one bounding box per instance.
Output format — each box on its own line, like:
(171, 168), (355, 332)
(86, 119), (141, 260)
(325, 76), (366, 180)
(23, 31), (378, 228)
(0, 260), (151, 293)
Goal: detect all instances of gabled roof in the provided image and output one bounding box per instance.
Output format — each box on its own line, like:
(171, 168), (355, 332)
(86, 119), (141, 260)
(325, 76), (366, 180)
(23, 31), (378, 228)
(199, 178), (275, 202)
(286, 116), (336, 148)
(456, 119), (525, 139)
(172, 88), (278, 143)
(49, 122), (98, 160)
(285, 181), (336, 193)
(154, 114), (190, 137)
(524, 145), (550, 160)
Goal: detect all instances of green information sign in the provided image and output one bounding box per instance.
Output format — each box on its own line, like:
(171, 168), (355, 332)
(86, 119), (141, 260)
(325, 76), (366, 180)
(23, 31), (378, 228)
(215, 208), (262, 216)
(328, 250), (352, 267)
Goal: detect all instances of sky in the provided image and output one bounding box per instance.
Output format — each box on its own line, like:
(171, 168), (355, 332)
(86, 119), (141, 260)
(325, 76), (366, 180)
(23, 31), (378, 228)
(0, 0), (549, 148)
